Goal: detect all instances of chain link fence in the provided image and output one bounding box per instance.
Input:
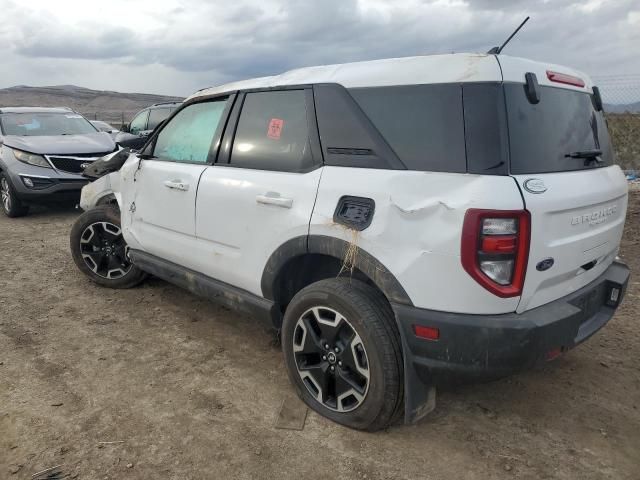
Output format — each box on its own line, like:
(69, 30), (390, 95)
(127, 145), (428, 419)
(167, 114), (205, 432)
(81, 111), (132, 130)
(593, 74), (640, 171)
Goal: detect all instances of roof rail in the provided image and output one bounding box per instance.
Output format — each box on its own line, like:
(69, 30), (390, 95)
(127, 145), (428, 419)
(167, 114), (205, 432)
(151, 101), (181, 107)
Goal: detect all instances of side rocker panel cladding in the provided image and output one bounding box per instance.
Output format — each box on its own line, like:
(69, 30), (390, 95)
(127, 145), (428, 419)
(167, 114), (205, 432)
(309, 167), (525, 315)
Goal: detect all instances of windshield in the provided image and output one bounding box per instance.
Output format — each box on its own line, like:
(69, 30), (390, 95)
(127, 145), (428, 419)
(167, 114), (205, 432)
(0, 112), (98, 137)
(505, 84), (613, 174)
(92, 121), (114, 131)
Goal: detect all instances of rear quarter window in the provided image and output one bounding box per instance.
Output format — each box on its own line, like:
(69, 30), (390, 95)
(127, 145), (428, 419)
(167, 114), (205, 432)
(349, 85), (466, 173)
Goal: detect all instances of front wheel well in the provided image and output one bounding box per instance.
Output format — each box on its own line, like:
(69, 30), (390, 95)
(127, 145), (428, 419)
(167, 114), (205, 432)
(271, 253), (391, 326)
(96, 193), (119, 209)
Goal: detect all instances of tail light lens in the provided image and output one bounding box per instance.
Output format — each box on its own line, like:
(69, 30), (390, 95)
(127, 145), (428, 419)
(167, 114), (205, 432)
(461, 209), (531, 297)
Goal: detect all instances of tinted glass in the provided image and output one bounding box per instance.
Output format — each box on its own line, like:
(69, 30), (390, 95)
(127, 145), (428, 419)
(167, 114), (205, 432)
(92, 121), (115, 132)
(349, 85), (466, 173)
(0, 113), (97, 136)
(505, 84), (613, 174)
(463, 83), (509, 175)
(147, 108), (172, 130)
(129, 110), (148, 134)
(231, 90), (313, 172)
(153, 100), (228, 163)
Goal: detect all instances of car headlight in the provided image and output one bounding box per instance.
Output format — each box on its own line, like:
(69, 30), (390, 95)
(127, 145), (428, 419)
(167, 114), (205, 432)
(12, 148), (51, 169)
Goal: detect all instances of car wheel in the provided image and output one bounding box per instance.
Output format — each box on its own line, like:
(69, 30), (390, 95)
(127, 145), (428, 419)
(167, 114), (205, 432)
(282, 278), (404, 431)
(70, 205), (147, 288)
(0, 172), (30, 218)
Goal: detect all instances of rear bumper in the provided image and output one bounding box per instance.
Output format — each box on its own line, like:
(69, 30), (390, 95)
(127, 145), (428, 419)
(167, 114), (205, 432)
(393, 261), (630, 422)
(394, 261), (630, 380)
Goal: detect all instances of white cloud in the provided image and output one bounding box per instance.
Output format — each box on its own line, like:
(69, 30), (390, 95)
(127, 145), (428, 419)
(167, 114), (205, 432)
(0, 0), (637, 96)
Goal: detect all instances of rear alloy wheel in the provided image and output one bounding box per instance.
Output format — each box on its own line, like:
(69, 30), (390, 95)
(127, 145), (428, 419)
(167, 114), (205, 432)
(293, 306), (370, 412)
(282, 278), (404, 431)
(70, 206), (146, 288)
(0, 173), (29, 218)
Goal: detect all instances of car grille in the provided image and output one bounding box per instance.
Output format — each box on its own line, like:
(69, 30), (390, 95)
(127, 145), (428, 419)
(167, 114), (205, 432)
(46, 153), (111, 174)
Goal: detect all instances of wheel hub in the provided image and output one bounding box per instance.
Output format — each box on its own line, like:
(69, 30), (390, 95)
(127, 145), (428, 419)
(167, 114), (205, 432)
(79, 221), (132, 279)
(292, 306), (370, 413)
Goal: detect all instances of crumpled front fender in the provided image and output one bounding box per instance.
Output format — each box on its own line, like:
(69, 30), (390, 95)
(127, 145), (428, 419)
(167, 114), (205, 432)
(79, 172), (122, 211)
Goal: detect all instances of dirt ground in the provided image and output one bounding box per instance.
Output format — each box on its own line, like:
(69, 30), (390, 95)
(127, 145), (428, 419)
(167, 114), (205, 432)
(1, 190), (639, 480)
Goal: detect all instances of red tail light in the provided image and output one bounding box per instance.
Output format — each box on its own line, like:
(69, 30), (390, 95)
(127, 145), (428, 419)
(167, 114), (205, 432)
(461, 209), (531, 298)
(546, 70), (585, 88)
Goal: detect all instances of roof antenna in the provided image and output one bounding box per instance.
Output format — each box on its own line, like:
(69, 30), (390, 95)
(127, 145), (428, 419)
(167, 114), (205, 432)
(487, 16), (530, 55)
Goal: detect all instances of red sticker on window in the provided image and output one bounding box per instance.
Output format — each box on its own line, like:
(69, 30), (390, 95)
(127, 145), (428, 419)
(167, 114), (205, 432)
(267, 118), (284, 139)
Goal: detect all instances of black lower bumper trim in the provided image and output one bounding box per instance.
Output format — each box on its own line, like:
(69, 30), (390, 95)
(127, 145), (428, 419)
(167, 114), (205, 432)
(393, 261), (630, 423)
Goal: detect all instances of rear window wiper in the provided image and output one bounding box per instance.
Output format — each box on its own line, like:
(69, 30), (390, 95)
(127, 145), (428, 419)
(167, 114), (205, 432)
(564, 149), (602, 159)
(565, 149), (603, 167)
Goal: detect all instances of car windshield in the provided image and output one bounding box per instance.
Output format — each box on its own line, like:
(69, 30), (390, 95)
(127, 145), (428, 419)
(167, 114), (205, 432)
(0, 112), (98, 136)
(92, 121), (115, 131)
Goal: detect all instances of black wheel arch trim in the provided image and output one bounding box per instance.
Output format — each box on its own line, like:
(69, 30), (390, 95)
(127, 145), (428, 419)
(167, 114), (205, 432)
(261, 235), (413, 307)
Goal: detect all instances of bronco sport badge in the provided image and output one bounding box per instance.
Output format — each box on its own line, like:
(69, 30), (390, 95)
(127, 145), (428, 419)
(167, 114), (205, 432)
(571, 205), (617, 226)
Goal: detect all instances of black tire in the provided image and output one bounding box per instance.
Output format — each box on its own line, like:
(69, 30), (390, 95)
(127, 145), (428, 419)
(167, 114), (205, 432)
(0, 172), (30, 218)
(282, 278), (404, 431)
(70, 206), (147, 288)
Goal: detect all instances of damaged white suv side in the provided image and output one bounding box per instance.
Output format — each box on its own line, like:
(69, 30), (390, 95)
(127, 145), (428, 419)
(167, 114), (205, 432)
(71, 53), (630, 431)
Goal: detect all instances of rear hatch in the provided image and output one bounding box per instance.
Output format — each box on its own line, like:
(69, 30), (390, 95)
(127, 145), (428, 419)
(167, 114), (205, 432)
(502, 72), (628, 313)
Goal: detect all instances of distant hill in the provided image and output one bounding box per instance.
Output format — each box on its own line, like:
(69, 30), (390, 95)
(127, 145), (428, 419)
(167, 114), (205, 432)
(605, 102), (640, 114)
(0, 85), (184, 126)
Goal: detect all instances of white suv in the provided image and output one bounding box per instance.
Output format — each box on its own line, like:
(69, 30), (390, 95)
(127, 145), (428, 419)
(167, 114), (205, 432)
(70, 53), (630, 431)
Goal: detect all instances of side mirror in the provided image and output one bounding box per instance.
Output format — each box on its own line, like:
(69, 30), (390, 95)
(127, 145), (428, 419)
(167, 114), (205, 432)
(121, 123), (130, 133)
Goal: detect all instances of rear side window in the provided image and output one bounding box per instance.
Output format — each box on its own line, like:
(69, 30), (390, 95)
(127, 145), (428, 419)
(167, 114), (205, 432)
(505, 84), (613, 174)
(147, 108), (172, 130)
(230, 90), (313, 172)
(153, 99), (228, 164)
(349, 85), (466, 173)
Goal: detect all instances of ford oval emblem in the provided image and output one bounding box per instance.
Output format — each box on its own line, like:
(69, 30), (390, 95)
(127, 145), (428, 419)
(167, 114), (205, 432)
(523, 178), (547, 194)
(536, 258), (555, 271)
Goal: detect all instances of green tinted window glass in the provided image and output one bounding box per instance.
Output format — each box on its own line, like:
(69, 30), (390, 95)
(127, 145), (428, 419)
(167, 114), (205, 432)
(154, 100), (228, 163)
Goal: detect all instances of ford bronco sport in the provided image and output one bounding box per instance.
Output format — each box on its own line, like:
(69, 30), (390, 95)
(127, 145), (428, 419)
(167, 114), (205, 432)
(69, 53), (630, 431)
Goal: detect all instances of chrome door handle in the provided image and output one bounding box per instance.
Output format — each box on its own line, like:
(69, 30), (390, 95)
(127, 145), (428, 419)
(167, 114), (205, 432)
(256, 194), (293, 209)
(163, 180), (189, 191)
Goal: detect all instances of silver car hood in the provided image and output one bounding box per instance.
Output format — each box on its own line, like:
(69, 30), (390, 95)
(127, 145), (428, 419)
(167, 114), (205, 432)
(3, 132), (115, 155)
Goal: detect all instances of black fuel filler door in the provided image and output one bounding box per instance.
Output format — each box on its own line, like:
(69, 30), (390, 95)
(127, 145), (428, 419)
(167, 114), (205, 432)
(333, 196), (376, 231)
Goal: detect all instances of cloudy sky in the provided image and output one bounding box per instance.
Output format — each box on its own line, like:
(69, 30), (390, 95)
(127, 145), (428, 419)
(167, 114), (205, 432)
(0, 0), (638, 96)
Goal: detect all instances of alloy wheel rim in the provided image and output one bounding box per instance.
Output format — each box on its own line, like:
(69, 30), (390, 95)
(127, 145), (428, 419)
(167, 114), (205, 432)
(292, 306), (370, 412)
(1, 178), (11, 212)
(80, 222), (132, 279)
